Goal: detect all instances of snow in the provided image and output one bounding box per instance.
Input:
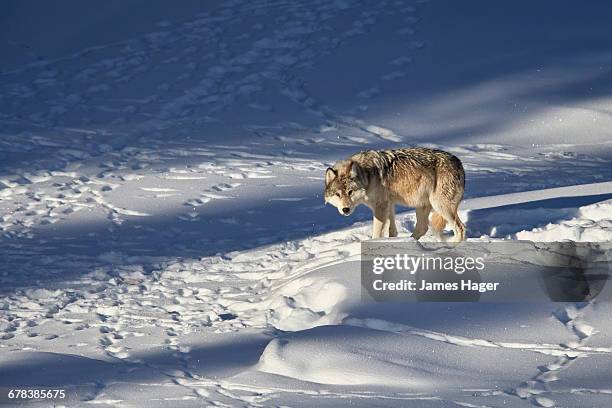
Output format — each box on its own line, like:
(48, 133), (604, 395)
(1, 0), (612, 407)
(516, 200), (612, 242)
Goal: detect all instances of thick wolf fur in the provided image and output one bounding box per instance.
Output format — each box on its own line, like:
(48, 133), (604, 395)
(324, 147), (465, 242)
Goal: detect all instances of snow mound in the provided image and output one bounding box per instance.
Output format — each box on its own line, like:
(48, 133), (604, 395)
(516, 200), (612, 241)
(266, 277), (348, 331)
(256, 324), (547, 391)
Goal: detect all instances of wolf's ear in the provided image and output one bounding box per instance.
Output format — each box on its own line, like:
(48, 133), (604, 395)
(349, 161), (368, 186)
(325, 167), (337, 185)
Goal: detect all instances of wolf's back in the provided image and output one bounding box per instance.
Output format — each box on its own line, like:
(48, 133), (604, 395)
(351, 147), (464, 189)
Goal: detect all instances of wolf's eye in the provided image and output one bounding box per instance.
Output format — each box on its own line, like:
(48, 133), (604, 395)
(335, 192), (341, 197)
(348, 190), (353, 196)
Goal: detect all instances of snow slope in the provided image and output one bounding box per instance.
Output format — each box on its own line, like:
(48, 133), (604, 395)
(1, 0), (612, 407)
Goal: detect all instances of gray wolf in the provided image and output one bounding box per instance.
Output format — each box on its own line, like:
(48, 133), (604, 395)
(324, 147), (465, 242)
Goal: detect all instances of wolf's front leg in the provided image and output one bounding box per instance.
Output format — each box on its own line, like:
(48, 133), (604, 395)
(372, 204), (391, 238)
(389, 205), (398, 237)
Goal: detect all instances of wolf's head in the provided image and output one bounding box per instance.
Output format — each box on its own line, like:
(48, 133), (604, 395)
(324, 160), (368, 216)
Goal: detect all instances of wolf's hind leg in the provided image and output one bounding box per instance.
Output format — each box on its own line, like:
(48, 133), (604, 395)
(453, 212), (466, 242)
(412, 205), (431, 240)
(430, 201), (464, 242)
(389, 206), (398, 237)
(430, 211), (447, 240)
(372, 204), (391, 239)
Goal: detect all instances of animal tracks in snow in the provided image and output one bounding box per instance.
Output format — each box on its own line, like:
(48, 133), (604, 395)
(509, 303), (599, 407)
(2, 0), (612, 406)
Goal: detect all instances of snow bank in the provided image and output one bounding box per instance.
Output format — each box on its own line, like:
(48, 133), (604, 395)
(516, 200), (612, 241)
(257, 324), (548, 392)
